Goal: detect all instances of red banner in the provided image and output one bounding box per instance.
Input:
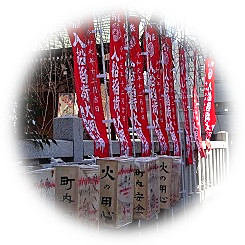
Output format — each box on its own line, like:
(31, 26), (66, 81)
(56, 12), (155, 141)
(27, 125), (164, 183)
(109, 12), (132, 156)
(179, 48), (193, 164)
(203, 58), (216, 150)
(128, 16), (151, 156)
(161, 37), (181, 156)
(67, 20), (109, 157)
(193, 51), (206, 158)
(145, 25), (169, 155)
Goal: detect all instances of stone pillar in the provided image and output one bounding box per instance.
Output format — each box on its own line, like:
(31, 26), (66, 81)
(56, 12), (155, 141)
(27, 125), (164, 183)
(53, 116), (83, 162)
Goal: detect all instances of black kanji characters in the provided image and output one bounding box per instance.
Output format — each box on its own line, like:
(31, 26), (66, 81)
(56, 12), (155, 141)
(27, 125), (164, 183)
(60, 193), (74, 203)
(160, 161), (169, 173)
(60, 176), (75, 190)
(160, 197), (168, 203)
(101, 196), (112, 207)
(134, 204), (145, 214)
(134, 192), (144, 201)
(160, 185), (167, 193)
(136, 179), (144, 187)
(101, 166), (115, 180)
(134, 169), (145, 177)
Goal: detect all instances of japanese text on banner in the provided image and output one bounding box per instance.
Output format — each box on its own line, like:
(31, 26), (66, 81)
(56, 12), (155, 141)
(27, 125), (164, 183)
(161, 37), (180, 156)
(179, 48), (193, 164)
(109, 12), (132, 156)
(67, 20), (109, 157)
(193, 51), (206, 158)
(203, 58), (216, 150)
(144, 25), (169, 155)
(128, 16), (151, 156)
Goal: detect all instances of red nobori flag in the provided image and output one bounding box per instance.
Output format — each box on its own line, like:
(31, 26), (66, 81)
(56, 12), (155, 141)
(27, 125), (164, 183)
(67, 20), (109, 157)
(161, 37), (181, 156)
(109, 12), (132, 156)
(144, 25), (169, 155)
(179, 48), (193, 164)
(128, 16), (151, 156)
(193, 51), (206, 158)
(203, 58), (216, 150)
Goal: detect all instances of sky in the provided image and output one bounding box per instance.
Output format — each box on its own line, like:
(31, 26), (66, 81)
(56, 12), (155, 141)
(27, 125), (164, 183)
(1, 0), (245, 244)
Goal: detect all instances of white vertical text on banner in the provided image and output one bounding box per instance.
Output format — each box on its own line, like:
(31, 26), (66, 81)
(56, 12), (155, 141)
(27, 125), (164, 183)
(144, 24), (169, 155)
(109, 12), (132, 156)
(161, 37), (181, 156)
(203, 58), (216, 150)
(67, 19), (109, 157)
(179, 48), (193, 164)
(128, 16), (151, 157)
(193, 51), (206, 158)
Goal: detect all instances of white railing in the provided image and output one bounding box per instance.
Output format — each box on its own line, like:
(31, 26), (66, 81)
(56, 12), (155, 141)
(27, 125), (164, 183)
(167, 131), (229, 220)
(196, 132), (229, 202)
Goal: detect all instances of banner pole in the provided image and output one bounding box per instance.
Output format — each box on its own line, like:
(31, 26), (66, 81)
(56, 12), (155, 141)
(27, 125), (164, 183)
(183, 43), (193, 195)
(125, 10), (136, 158)
(173, 31), (187, 209)
(144, 14), (155, 156)
(97, 14), (113, 157)
(159, 15), (170, 155)
(185, 46), (197, 194)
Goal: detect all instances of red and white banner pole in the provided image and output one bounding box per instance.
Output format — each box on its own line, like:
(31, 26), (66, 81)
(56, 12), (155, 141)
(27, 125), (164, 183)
(193, 51), (206, 158)
(203, 58), (216, 150)
(125, 11), (137, 158)
(144, 19), (155, 156)
(67, 20), (109, 158)
(109, 12), (132, 156)
(144, 24), (169, 155)
(161, 36), (181, 156)
(179, 48), (193, 164)
(127, 15), (151, 157)
(97, 14), (113, 157)
(184, 48), (199, 194)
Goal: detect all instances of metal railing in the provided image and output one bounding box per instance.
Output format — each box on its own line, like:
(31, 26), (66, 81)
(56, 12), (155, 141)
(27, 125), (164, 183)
(196, 132), (229, 202)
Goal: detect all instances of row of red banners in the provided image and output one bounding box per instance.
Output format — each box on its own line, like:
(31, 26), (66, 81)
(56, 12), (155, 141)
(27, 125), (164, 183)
(67, 14), (216, 163)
